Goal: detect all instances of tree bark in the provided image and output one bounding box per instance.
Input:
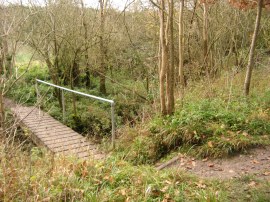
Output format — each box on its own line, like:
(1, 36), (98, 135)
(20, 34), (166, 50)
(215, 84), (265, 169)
(179, 0), (185, 94)
(99, 0), (106, 94)
(167, 0), (175, 115)
(81, 0), (91, 88)
(45, 56), (62, 109)
(202, 3), (208, 71)
(244, 0), (263, 96)
(159, 0), (167, 115)
(0, 84), (4, 129)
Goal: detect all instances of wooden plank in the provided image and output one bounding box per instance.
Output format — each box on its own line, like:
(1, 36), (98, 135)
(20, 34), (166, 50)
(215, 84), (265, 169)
(23, 116), (55, 121)
(52, 142), (93, 153)
(29, 123), (68, 133)
(39, 133), (79, 141)
(47, 137), (88, 147)
(23, 119), (57, 125)
(33, 127), (74, 135)
(38, 131), (79, 139)
(27, 122), (62, 130)
(61, 144), (96, 155)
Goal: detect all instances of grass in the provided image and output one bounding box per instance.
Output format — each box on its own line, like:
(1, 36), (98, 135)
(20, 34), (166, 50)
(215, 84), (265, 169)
(115, 67), (270, 164)
(1, 139), (270, 201)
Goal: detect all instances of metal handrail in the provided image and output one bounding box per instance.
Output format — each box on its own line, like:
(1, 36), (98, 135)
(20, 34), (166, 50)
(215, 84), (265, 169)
(35, 79), (116, 148)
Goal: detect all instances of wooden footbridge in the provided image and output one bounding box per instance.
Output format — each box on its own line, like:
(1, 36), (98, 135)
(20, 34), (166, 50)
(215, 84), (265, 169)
(11, 105), (105, 159)
(6, 79), (116, 160)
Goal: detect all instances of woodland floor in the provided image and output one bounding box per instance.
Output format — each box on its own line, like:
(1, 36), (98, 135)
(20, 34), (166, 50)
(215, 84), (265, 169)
(160, 146), (270, 180)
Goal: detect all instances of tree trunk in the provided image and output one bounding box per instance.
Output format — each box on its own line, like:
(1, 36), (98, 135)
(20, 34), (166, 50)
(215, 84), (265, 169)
(167, 0), (175, 115)
(1, 38), (8, 77)
(244, 0), (263, 96)
(0, 85), (4, 129)
(99, 0), (106, 94)
(45, 57), (62, 109)
(81, 0), (91, 88)
(85, 68), (91, 88)
(179, 0), (185, 93)
(159, 0), (167, 115)
(187, 0), (197, 62)
(72, 60), (80, 86)
(202, 3), (208, 71)
(0, 39), (3, 74)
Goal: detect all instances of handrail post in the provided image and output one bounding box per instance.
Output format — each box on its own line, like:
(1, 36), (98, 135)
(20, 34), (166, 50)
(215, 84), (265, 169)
(35, 80), (40, 113)
(111, 102), (115, 149)
(61, 90), (65, 122)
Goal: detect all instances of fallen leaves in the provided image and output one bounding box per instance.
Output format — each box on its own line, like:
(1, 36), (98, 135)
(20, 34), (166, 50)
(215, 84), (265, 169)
(208, 163), (214, 168)
(202, 158), (208, 162)
(196, 180), (207, 189)
(242, 132), (249, 137)
(248, 181), (257, 187)
(120, 188), (127, 196)
(208, 141), (213, 148)
(251, 159), (260, 164)
(263, 171), (270, 176)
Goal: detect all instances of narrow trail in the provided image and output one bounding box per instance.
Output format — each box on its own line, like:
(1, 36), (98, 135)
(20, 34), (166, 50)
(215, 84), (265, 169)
(4, 98), (105, 160)
(158, 147), (270, 180)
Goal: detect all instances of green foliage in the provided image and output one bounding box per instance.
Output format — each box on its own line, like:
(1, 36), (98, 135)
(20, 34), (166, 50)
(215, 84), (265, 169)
(117, 91), (270, 164)
(8, 63), (147, 139)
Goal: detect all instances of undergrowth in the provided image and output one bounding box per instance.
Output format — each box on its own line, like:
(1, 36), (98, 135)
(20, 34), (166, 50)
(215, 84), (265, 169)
(7, 65), (149, 139)
(1, 142), (269, 201)
(116, 67), (270, 164)
(8, 54), (270, 165)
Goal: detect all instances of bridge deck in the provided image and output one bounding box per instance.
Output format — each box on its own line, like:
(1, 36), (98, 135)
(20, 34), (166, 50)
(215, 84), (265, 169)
(8, 101), (104, 160)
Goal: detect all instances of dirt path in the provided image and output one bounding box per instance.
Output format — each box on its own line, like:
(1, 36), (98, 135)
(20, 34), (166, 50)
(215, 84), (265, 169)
(159, 147), (270, 180)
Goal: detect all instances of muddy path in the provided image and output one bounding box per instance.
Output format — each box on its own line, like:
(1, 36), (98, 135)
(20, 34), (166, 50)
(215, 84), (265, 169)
(158, 146), (270, 180)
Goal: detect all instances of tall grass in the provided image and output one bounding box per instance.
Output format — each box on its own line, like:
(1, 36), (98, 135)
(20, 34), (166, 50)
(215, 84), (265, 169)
(116, 67), (270, 164)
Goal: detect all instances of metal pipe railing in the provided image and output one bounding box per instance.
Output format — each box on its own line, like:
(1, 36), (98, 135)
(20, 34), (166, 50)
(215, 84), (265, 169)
(35, 79), (116, 148)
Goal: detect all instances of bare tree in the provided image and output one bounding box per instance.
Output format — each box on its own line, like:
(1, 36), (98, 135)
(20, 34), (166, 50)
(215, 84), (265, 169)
(159, 0), (168, 115)
(167, 0), (175, 114)
(99, 0), (107, 94)
(156, 0), (175, 115)
(244, 0), (263, 96)
(179, 0), (185, 98)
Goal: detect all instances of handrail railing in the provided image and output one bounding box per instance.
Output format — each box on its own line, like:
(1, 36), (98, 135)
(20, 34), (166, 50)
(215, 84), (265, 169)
(35, 79), (116, 148)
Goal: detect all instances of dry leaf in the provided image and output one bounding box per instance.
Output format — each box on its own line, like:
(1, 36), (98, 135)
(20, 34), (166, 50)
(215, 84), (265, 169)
(120, 189), (126, 196)
(196, 180), (206, 189)
(125, 197), (130, 202)
(248, 181), (257, 187)
(165, 180), (172, 185)
(208, 141), (213, 148)
(242, 132), (249, 136)
(251, 160), (260, 164)
(162, 195), (173, 202)
(202, 158), (208, 162)
(151, 189), (162, 197)
(161, 186), (169, 192)
(263, 171), (270, 176)
(208, 163), (214, 167)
